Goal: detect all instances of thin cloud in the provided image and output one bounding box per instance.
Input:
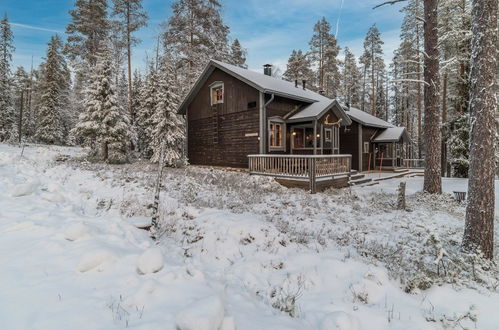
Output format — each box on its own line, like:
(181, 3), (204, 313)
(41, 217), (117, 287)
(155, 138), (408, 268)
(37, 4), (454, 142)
(11, 22), (62, 34)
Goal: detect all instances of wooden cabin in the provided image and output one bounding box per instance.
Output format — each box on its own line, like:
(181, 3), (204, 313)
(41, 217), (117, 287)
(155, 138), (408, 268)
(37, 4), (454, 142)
(340, 107), (411, 171)
(177, 60), (410, 191)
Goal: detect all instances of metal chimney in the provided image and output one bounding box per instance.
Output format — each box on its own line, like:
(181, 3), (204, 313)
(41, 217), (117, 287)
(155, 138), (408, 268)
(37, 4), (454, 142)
(295, 80), (298, 88)
(319, 90), (326, 95)
(263, 64), (272, 76)
(302, 80), (306, 90)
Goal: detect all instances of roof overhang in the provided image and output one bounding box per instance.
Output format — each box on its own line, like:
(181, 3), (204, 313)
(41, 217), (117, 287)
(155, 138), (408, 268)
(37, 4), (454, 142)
(373, 127), (411, 143)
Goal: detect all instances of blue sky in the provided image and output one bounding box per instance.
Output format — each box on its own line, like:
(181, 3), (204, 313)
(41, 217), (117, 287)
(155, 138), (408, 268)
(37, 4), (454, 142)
(4, 0), (406, 74)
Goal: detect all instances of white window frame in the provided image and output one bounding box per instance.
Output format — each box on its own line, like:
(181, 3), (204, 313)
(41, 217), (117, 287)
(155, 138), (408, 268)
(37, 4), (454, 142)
(332, 126), (340, 154)
(324, 128), (332, 142)
(363, 142), (370, 153)
(268, 118), (286, 151)
(210, 81), (224, 105)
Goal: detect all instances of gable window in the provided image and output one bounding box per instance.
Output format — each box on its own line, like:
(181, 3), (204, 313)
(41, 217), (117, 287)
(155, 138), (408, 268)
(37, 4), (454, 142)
(210, 81), (224, 105)
(268, 119), (285, 150)
(363, 142), (370, 153)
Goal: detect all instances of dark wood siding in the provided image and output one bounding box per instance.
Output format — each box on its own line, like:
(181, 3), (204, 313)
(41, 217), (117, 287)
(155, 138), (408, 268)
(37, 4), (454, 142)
(340, 121), (360, 170)
(362, 126), (378, 171)
(187, 69), (260, 167)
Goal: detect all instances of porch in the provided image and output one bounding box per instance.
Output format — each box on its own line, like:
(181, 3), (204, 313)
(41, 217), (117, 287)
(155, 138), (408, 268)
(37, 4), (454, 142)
(248, 154), (352, 193)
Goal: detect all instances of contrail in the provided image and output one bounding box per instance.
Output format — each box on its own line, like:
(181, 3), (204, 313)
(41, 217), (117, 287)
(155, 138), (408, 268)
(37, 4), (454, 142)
(11, 22), (62, 34)
(335, 0), (345, 38)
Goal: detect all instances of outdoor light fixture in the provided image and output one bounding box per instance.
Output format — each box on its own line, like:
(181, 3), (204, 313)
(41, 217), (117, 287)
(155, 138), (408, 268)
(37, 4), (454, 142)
(292, 132), (297, 136)
(316, 134), (320, 138)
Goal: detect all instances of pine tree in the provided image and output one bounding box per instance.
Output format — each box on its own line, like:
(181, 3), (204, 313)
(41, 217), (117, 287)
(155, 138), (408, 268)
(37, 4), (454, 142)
(423, 0), (442, 194)
(112, 0), (148, 119)
(283, 49), (313, 84)
(340, 47), (362, 108)
(36, 35), (70, 144)
(0, 13), (15, 141)
(150, 60), (185, 166)
(463, 0), (497, 259)
(447, 114), (470, 177)
(163, 0), (230, 93)
(309, 17), (340, 97)
(65, 0), (110, 67)
(12, 66), (30, 142)
(229, 39), (247, 68)
(136, 62), (159, 157)
(73, 45), (131, 162)
(362, 24), (384, 115)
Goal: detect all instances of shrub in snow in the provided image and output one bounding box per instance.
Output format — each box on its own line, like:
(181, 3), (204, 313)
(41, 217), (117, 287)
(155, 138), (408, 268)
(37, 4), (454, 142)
(320, 312), (360, 330)
(175, 295), (225, 330)
(77, 250), (116, 272)
(137, 247), (164, 274)
(64, 223), (90, 241)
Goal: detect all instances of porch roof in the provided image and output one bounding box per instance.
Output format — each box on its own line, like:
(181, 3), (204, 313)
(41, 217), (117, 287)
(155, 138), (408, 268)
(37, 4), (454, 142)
(373, 127), (411, 143)
(344, 107), (394, 129)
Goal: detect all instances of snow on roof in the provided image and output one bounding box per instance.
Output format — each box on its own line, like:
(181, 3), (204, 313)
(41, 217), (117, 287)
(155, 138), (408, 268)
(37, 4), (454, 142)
(344, 107), (394, 129)
(177, 60), (351, 125)
(373, 127), (411, 143)
(210, 60), (322, 103)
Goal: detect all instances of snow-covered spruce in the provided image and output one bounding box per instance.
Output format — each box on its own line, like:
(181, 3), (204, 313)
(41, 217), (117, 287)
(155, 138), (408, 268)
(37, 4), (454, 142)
(73, 43), (131, 163)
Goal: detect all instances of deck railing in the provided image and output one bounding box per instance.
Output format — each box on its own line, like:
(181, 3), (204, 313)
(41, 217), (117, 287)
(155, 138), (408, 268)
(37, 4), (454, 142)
(403, 158), (425, 169)
(248, 154), (352, 193)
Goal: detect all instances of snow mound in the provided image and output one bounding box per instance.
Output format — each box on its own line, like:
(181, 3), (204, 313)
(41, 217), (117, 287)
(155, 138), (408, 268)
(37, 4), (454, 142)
(64, 223), (91, 241)
(41, 192), (66, 203)
(126, 216), (151, 229)
(0, 151), (14, 166)
(220, 316), (235, 330)
(77, 250), (116, 272)
(320, 311), (361, 330)
(175, 295), (225, 330)
(12, 179), (40, 197)
(137, 247), (164, 274)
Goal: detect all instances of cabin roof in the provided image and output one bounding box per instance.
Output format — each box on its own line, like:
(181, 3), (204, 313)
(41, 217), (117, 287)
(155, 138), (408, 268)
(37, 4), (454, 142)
(344, 107), (394, 129)
(373, 127), (411, 143)
(176, 60), (352, 125)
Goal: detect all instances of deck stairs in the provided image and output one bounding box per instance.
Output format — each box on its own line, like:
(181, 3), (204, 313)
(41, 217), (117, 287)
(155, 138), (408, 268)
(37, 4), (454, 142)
(348, 170), (373, 186)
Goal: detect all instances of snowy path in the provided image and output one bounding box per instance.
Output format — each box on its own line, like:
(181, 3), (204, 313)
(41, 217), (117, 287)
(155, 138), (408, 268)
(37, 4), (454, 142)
(0, 144), (498, 330)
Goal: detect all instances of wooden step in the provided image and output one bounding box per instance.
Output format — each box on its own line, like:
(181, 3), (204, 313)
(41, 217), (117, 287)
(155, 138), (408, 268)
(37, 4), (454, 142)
(350, 174), (365, 180)
(349, 177), (372, 186)
(393, 168), (409, 173)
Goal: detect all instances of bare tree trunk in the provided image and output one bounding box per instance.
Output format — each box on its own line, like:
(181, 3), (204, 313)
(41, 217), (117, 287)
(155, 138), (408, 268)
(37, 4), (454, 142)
(126, 3), (133, 120)
(396, 181), (406, 210)
(441, 72), (448, 177)
(416, 0), (423, 159)
(151, 143), (166, 236)
(463, 0), (497, 260)
(371, 48), (376, 115)
(422, 0), (442, 194)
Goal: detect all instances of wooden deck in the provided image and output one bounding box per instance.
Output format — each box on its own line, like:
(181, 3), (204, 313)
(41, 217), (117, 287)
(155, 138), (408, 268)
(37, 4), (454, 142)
(248, 154), (352, 193)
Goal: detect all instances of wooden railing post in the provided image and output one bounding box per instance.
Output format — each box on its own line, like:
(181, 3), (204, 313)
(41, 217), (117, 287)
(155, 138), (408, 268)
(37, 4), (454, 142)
(308, 157), (317, 194)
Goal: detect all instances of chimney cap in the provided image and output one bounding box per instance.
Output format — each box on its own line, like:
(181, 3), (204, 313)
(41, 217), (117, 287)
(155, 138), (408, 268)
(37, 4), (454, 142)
(263, 64), (272, 68)
(302, 79), (306, 90)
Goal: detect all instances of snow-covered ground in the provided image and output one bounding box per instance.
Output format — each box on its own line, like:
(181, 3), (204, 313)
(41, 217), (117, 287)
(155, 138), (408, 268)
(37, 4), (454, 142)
(1, 143), (498, 330)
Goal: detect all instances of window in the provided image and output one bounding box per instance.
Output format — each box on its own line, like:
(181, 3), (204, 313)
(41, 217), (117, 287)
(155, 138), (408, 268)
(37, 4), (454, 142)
(363, 142), (370, 153)
(291, 127), (318, 149)
(247, 101), (257, 109)
(325, 128), (332, 142)
(210, 82), (224, 105)
(269, 120), (285, 150)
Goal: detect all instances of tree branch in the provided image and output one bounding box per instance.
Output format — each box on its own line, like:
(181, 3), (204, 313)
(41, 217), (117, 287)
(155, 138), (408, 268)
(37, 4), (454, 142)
(373, 0), (407, 9)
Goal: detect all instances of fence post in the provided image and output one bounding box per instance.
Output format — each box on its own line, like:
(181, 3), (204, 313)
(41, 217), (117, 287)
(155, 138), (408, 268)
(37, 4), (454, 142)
(309, 157), (317, 194)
